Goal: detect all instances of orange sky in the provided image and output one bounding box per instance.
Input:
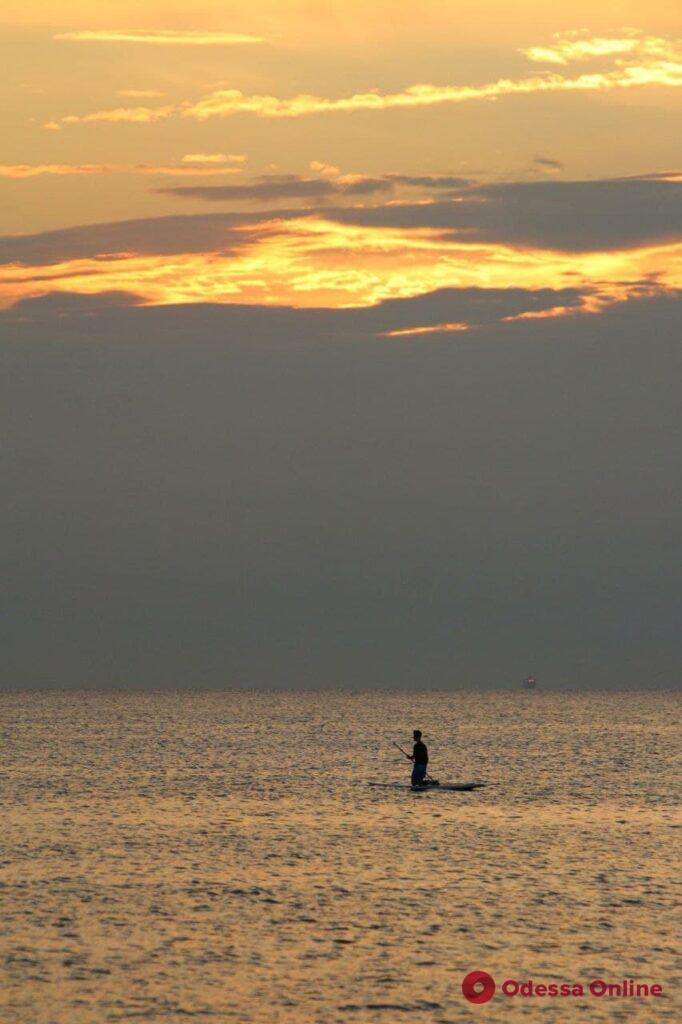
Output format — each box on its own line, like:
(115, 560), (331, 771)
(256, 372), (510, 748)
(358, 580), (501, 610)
(1, 1), (680, 316)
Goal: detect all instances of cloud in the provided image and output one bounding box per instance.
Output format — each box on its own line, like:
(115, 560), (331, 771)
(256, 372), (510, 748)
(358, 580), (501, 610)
(156, 174), (394, 203)
(533, 156), (564, 171)
(2, 284), (585, 331)
(57, 105), (176, 127)
(0, 213), (257, 266)
(348, 285), (586, 332)
(180, 64), (680, 121)
(387, 174), (472, 189)
(310, 161), (341, 177)
(0, 163), (243, 179)
(180, 31), (681, 121)
(0, 164), (119, 178)
(1, 176), (678, 311)
(54, 30), (264, 46)
(522, 30), (678, 66)
(48, 31), (682, 129)
(326, 176), (682, 252)
(8, 290), (145, 317)
(157, 172), (472, 204)
(619, 171), (682, 183)
(379, 321), (469, 336)
(182, 153), (247, 164)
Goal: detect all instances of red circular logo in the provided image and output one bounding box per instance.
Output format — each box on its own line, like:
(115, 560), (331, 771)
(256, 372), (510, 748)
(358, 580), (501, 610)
(462, 970), (496, 1004)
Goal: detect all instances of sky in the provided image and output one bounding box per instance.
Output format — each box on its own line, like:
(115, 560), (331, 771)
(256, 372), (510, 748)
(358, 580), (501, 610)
(1, 2), (681, 688)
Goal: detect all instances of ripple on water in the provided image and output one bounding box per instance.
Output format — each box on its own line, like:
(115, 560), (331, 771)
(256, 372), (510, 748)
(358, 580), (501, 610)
(1, 690), (680, 1024)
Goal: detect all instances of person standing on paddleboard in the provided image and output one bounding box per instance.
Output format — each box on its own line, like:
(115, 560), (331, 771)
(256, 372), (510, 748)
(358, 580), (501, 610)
(410, 730), (429, 786)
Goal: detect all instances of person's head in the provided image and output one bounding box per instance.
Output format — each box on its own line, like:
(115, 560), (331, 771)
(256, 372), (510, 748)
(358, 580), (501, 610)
(413, 729), (422, 741)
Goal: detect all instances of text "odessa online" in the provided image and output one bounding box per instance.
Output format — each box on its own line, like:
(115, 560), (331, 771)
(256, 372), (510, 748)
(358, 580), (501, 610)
(502, 978), (664, 998)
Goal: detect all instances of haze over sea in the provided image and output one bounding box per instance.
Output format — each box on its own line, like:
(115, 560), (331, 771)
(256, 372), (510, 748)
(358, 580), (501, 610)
(2, 689), (679, 1023)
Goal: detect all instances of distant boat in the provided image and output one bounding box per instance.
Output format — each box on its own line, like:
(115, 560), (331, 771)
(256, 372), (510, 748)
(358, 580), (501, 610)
(522, 674), (537, 690)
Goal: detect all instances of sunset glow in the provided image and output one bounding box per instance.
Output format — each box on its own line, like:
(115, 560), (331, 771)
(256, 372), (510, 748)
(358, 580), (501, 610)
(2, 12), (681, 1018)
(54, 29), (265, 46)
(2, 216), (679, 317)
(44, 30), (682, 128)
(1, 2), (680, 317)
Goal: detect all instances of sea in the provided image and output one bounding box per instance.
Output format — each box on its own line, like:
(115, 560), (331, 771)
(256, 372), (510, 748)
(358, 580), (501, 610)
(1, 690), (680, 1023)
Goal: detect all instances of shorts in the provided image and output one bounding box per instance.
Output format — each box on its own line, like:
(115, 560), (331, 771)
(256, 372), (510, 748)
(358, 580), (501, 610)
(411, 762), (427, 785)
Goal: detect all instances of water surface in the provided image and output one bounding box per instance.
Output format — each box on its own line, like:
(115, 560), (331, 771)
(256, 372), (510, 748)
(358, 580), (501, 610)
(2, 691), (680, 1022)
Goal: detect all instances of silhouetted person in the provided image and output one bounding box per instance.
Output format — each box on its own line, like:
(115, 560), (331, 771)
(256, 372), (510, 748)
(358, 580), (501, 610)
(410, 730), (429, 785)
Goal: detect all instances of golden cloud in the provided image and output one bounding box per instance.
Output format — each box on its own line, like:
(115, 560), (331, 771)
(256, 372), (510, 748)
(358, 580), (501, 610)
(379, 321), (470, 337)
(51, 31), (681, 128)
(182, 60), (682, 120)
(1, 216), (679, 313)
(182, 153), (247, 164)
(310, 161), (341, 177)
(58, 105), (176, 126)
(0, 164), (117, 178)
(54, 30), (264, 46)
(522, 30), (679, 65)
(0, 163), (242, 178)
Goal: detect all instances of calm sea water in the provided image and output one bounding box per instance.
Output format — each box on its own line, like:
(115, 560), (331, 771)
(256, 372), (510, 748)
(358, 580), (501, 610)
(1, 691), (680, 1023)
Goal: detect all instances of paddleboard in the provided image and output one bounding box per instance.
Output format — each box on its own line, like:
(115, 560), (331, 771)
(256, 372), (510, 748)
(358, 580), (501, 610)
(368, 781), (485, 792)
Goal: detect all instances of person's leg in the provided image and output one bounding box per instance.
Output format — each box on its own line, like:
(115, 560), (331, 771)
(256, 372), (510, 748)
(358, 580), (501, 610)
(411, 763), (427, 786)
